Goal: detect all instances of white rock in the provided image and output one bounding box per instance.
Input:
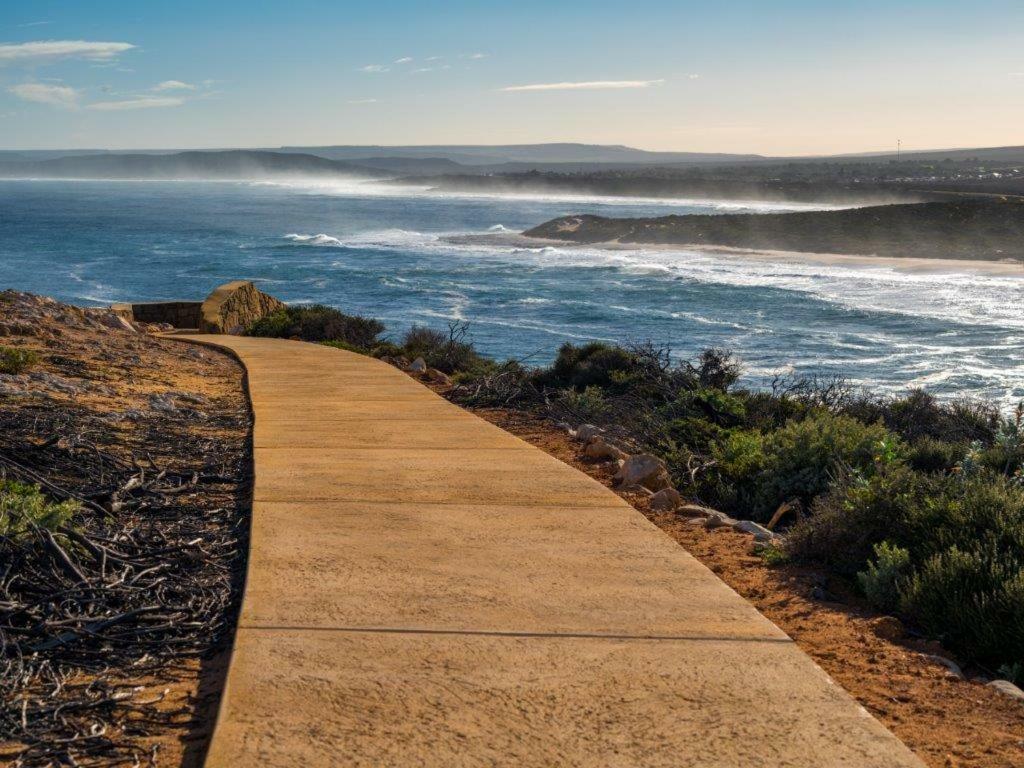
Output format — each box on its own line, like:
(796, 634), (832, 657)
(576, 424), (603, 443)
(733, 520), (776, 542)
(704, 511), (738, 530)
(988, 679), (1024, 700)
(408, 357), (427, 373)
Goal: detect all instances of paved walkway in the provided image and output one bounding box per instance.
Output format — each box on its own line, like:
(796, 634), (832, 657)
(183, 335), (923, 767)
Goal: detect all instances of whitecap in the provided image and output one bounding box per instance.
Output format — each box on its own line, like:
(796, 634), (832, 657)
(283, 233), (344, 247)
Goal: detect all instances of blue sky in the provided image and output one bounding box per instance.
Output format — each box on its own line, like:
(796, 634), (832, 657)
(1, 0), (1022, 153)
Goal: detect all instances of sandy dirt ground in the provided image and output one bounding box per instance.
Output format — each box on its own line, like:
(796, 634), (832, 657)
(0, 292), (250, 767)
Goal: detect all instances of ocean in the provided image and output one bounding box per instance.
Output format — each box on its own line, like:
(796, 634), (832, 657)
(1, 178), (1021, 407)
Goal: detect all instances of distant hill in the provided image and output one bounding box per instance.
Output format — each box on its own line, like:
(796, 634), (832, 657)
(275, 143), (766, 166)
(524, 200), (1024, 262)
(0, 150), (382, 180)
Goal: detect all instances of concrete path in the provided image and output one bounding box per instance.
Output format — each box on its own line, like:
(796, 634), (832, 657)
(183, 335), (924, 767)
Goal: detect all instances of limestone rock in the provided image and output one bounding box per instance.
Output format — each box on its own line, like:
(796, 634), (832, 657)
(919, 654), (963, 679)
(408, 357), (427, 373)
(650, 488), (682, 511)
(613, 454), (671, 492)
(583, 436), (626, 462)
(733, 520), (776, 542)
(576, 424), (603, 443)
(704, 510), (738, 529)
(988, 679), (1024, 700)
(199, 280), (285, 334)
(677, 503), (716, 518)
(426, 368), (452, 385)
(95, 312), (138, 333)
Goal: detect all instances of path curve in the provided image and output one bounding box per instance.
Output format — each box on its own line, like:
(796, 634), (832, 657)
(182, 335), (923, 767)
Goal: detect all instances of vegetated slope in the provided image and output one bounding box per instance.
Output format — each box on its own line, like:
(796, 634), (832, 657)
(525, 200), (1024, 261)
(0, 149), (383, 180)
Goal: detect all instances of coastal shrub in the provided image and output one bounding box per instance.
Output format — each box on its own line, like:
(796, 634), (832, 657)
(906, 437), (965, 474)
(688, 347), (742, 391)
(787, 465), (920, 574)
(0, 480), (79, 539)
(542, 342), (645, 394)
(247, 305), (384, 349)
(742, 413), (896, 519)
(400, 322), (492, 375)
(842, 389), (1000, 445)
(858, 541), (911, 612)
(554, 385), (611, 423)
(899, 544), (1024, 667)
(789, 468), (1024, 666)
(0, 346), (40, 375)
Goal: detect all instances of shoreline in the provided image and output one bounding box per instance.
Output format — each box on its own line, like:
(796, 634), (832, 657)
(448, 232), (1024, 276)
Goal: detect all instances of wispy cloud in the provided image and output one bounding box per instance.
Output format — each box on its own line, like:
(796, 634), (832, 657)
(17, 21), (53, 28)
(0, 40), (135, 64)
(393, 57), (413, 64)
(687, 73), (700, 79)
(86, 96), (184, 111)
(8, 82), (79, 107)
(358, 64), (389, 73)
(461, 52), (487, 60)
(347, 98), (378, 104)
(152, 79), (195, 91)
(501, 79), (664, 92)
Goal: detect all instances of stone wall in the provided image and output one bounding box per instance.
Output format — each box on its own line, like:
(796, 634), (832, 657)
(110, 301), (202, 329)
(110, 281), (284, 334)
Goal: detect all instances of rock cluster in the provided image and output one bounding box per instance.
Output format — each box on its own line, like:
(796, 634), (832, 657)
(565, 421), (780, 544)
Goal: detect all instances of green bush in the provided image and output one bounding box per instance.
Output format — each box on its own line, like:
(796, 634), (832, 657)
(543, 342), (644, 393)
(789, 468), (1024, 667)
(0, 480), (79, 538)
(734, 413), (896, 520)
(400, 323), (492, 375)
(900, 543), (1024, 667)
(858, 541), (911, 612)
(554, 385), (610, 423)
(0, 346), (39, 375)
(907, 437), (965, 474)
(247, 305), (384, 349)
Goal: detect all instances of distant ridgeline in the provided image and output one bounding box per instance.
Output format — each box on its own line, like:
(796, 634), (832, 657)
(524, 199), (1024, 262)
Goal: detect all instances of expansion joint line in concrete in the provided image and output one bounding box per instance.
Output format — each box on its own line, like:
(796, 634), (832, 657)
(236, 625), (796, 644)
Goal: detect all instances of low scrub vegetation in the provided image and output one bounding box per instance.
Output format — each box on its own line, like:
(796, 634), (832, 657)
(248, 304), (1024, 673)
(248, 307), (495, 377)
(247, 304), (385, 348)
(0, 480), (79, 539)
(0, 346), (39, 375)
